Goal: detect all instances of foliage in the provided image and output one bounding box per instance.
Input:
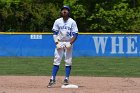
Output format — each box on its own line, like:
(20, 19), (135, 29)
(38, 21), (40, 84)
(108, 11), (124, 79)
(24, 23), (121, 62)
(63, 0), (86, 19)
(63, 0), (86, 31)
(130, 7), (140, 32)
(87, 0), (140, 32)
(0, 1), (59, 32)
(0, 0), (140, 32)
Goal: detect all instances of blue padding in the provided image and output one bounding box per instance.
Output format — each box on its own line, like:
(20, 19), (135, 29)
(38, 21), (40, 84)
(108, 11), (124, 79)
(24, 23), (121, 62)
(0, 34), (55, 56)
(0, 34), (140, 57)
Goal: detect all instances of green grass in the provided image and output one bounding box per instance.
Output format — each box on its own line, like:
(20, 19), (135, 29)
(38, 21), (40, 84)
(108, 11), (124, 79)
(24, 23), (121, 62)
(0, 57), (140, 77)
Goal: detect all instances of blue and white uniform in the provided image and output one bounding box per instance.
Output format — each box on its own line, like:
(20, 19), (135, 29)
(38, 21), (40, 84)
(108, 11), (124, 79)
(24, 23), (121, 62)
(52, 17), (78, 66)
(47, 6), (79, 85)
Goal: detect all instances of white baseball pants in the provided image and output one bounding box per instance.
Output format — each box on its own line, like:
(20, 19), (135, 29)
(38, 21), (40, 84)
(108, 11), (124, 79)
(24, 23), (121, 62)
(53, 42), (72, 66)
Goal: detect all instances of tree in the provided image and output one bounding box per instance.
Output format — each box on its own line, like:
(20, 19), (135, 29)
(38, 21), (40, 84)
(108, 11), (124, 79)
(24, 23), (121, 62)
(63, 0), (86, 31)
(87, 0), (140, 32)
(0, 0), (60, 32)
(0, 0), (140, 32)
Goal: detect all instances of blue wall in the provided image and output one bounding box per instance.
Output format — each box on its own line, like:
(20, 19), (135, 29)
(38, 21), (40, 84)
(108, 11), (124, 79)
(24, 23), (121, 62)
(0, 34), (55, 56)
(74, 34), (140, 57)
(0, 34), (140, 57)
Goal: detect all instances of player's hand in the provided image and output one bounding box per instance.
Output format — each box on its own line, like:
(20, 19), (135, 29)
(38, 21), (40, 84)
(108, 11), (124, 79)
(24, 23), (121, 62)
(65, 42), (72, 48)
(56, 42), (64, 49)
(56, 43), (61, 49)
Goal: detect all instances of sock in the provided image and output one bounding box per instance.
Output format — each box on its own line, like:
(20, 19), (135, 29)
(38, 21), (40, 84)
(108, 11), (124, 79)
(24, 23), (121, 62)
(51, 65), (59, 80)
(65, 66), (71, 79)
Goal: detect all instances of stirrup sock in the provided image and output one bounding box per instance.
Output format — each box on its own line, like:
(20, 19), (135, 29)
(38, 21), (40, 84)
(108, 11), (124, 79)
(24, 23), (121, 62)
(65, 66), (71, 79)
(52, 65), (59, 80)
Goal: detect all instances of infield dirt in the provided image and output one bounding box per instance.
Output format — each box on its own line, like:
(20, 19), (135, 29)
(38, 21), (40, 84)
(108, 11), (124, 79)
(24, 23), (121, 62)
(0, 76), (140, 93)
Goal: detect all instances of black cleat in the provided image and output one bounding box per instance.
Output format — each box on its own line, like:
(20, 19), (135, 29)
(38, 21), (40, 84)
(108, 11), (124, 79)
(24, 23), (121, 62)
(63, 79), (69, 85)
(47, 79), (56, 88)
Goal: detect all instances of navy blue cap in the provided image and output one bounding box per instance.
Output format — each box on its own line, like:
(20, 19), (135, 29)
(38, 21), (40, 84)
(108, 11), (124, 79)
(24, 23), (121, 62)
(61, 6), (70, 11)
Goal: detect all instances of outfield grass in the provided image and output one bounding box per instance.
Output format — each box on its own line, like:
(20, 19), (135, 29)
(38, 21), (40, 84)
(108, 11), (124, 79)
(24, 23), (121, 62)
(0, 57), (140, 77)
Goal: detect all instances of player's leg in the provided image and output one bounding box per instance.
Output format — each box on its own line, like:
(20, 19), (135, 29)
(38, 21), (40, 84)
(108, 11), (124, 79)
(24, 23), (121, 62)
(48, 48), (64, 87)
(52, 48), (64, 80)
(64, 46), (72, 85)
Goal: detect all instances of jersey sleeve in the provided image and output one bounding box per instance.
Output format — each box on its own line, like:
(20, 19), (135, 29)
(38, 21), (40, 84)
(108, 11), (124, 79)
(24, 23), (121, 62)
(71, 21), (78, 33)
(52, 20), (59, 34)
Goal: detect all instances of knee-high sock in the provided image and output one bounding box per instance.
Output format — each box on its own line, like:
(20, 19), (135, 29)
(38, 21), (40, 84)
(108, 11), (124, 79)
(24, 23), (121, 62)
(51, 65), (59, 80)
(65, 66), (71, 79)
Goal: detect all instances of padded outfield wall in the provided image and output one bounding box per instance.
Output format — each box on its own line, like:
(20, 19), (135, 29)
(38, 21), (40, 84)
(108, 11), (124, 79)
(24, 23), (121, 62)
(0, 33), (140, 57)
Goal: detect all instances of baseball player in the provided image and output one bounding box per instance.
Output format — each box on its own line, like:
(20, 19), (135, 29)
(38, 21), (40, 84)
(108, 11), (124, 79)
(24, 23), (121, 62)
(47, 5), (78, 88)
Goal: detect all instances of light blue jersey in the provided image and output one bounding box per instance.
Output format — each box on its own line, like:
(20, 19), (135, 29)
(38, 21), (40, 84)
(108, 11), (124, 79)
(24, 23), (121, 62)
(52, 17), (78, 41)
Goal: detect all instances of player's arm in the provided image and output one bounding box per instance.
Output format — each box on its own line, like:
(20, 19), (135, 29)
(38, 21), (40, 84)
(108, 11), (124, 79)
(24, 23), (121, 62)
(70, 21), (78, 45)
(53, 31), (62, 49)
(53, 31), (59, 45)
(70, 33), (78, 45)
(52, 20), (59, 45)
(65, 32), (78, 49)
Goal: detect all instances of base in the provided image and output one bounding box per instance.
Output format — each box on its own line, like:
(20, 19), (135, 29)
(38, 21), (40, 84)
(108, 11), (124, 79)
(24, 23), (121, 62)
(61, 84), (78, 88)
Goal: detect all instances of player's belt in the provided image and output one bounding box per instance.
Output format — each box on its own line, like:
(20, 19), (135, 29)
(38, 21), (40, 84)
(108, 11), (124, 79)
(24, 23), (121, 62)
(58, 39), (70, 42)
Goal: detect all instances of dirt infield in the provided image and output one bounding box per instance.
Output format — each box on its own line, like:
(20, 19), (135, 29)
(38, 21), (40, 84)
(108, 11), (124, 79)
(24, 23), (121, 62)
(0, 76), (140, 93)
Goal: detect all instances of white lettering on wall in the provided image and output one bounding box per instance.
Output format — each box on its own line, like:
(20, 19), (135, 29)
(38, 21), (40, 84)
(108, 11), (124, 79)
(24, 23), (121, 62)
(126, 36), (137, 54)
(30, 35), (42, 39)
(92, 37), (108, 54)
(92, 36), (139, 55)
(111, 37), (124, 54)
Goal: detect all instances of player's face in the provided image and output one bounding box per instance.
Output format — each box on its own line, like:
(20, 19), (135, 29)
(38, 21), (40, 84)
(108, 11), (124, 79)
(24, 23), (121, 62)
(61, 9), (69, 17)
